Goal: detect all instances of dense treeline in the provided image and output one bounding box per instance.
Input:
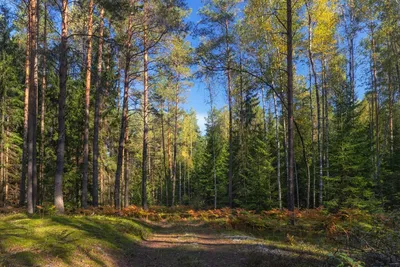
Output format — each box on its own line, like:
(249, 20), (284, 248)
(0, 0), (399, 214)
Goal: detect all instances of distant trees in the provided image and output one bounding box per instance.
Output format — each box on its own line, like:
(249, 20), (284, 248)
(0, 0), (398, 213)
(197, 0), (242, 208)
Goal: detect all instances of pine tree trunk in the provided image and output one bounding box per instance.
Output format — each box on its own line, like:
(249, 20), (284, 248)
(287, 0), (295, 223)
(92, 8), (104, 207)
(209, 86), (217, 210)
(167, 105), (172, 205)
(388, 74), (393, 156)
(33, 0), (40, 208)
(161, 101), (168, 206)
(283, 114), (288, 191)
(179, 162), (182, 205)
(4, 145), (8, 203)
(124, 135), (129, 208)
(224, 18), (233, 208)
(82, 0), (94, 208)
(54, 0), (68, 214)
(27, 0), (38, 215)
(172, 85), (179, 206)
(317, 85), (323, 207)
(188, 129), (192, 203)
(295, 161), (299, 209)
(115, 3), (133, 209)
(323, 60), (330, 199)
(348, 0), (356, 103)
(39, 0), (47, 206)
(306, 5), (313, 209)
(262, 89), (271, 202)
(1, 86), (5, 205)
(273, 94), (282, 210)
(371, 31), (380, 190)
(306, 4), (323, 207)
(20, 19), (30, 207)
(141, 3), (149, 210)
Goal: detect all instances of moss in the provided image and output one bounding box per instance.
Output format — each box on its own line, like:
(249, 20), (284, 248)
(0, 214), (150, 266)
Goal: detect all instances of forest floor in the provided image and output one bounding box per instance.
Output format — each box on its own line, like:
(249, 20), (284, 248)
(0, 213), (330, 267)
(128, 220), (330, 267)
(0, 206), (397, 266)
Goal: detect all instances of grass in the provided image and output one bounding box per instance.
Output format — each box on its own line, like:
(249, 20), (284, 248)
(0, 213), (150, 266)
(0, 206), (398, 266)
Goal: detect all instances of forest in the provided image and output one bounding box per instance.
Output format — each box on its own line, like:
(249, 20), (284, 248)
(0, 0), (399, 266)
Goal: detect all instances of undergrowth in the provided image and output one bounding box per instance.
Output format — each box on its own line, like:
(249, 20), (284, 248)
(1, 205), (398, 266)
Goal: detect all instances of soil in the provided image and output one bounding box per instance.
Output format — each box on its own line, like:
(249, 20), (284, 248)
(126, 221), (327, 267)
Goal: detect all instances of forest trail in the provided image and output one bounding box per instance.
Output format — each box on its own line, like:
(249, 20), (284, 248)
(128, 221), (325, 267)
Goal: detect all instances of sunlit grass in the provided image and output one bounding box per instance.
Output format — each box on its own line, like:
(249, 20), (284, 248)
(0, 207), (396, 266)
(0, 213), (150, 266)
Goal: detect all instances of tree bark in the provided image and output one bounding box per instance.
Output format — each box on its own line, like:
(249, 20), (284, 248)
(322, 60), (330, 199)
(39, 0), (47, 206)
(208, 85), (217, 209)
(306, 3), (313, 209)
(273, 94), (282, 210)
(82, 0), (94, 208)
(179, 161), (182, 205)
(124, 134), (129, 207)
(20, 13), (30, 207)
(388, 73), (393, 156)
(167, 104), (172, 205)
(1, 71), (6, 205)
(371, 30), (380, 189)
(306, 2), (323, 207)
(4, 145), (9, 203)
(92, 8), (104, 207)
(54, 0), (68, 214)
(33, 0), (40, 208)
(161, 101), (168, 206)
(286, 0), (295, 223)
(115, 2), (134, 209)
(224, 18), (233, 208)
(171, 84), (179, 206)
(142, 2), (149, 210)
(27, 0), (38, 214)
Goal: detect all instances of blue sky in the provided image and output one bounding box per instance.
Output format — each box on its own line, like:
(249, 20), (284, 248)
(184, 0), (209, 134)
(184, 0), (228, 134)
(184, 0), (368, 135)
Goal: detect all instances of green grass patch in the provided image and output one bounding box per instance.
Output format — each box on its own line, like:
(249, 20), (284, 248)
(0, 213), (150, 266)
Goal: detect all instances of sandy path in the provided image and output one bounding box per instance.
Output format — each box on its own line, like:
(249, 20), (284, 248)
(126, 222), (326, 267)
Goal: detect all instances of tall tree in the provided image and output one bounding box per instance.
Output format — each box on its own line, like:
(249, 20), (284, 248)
(92, 8), (105, 207)
(115, 0), (134, 209)
(82, 0), (94, 208)
(197, 0), (240, 208)
(20, 4), (30, 207)
(39, 0), (47, 205)
(142, 0), (149, 210)
(54, 0), (68, 214)
(286, 0), (295, 220)
(27, 0), (38, 214)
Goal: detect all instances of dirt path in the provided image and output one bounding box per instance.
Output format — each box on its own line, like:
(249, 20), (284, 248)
(127, 222), (326, 267)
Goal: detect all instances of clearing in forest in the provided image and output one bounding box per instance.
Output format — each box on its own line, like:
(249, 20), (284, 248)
(0, 211), (332, 266)
(1, 207), (396, 266)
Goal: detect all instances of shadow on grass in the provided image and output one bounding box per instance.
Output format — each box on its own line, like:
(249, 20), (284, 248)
(0, 214), (149, 266)
(0, 214), (338, 267)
